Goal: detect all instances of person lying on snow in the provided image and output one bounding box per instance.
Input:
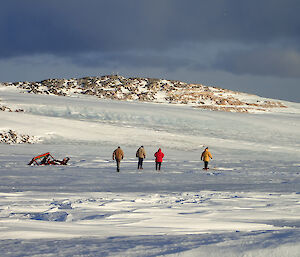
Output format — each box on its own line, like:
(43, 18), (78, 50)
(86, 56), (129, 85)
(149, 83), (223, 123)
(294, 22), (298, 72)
(44, 157), (70, 165)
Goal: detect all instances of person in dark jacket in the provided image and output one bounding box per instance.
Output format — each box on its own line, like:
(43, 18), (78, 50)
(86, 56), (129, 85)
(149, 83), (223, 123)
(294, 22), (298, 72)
(112, 146), (124, 172)
(136, 146), (146, 169)
(154, 148), (164, 171)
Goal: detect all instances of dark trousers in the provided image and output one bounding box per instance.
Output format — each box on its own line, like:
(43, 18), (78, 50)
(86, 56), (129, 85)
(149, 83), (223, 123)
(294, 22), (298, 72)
(156, 162), (162, 170)
(204, 161), (209, 169)
(116, 159), (121, 172)
(138, 158), (144, 169)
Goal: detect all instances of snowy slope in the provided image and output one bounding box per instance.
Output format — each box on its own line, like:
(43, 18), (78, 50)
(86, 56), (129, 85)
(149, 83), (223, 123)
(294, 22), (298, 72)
(0, 84), (300, 256)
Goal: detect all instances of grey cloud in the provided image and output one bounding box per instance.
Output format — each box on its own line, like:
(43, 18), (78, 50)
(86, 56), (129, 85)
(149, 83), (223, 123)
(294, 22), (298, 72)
(1, 0), (300, 59)
(1, 0), (300, 94)
(70, 51), (193, 72)
(214, 48), (300, 78)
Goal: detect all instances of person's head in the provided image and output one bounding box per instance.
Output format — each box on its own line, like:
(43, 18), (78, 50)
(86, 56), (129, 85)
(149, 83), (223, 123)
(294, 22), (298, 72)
(205, 147), (208, 150)
(141, 146), (144, 148)
(118, 146), (120, 148)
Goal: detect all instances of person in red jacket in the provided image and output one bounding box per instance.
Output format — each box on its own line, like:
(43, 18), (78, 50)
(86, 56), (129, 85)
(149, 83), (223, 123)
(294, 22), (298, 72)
(154, 148), (164, 171)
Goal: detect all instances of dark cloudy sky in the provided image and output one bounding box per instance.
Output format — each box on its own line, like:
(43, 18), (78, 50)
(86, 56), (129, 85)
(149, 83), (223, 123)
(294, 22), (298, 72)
(1, 0), (300, 102)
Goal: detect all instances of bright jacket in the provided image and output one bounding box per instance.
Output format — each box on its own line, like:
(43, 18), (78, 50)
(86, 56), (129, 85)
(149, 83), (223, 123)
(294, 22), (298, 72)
(154, 149), (164, 162)
(201, 149), (212, 162)
(113, 147), (124, 161)
(136, 147), (146, 158)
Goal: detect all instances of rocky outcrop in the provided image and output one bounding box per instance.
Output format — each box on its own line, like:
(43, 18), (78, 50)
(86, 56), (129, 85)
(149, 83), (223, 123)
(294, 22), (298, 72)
(2, 75), (287, 113)
(0, 130), (39, 144)
(0, 105), (24, 112)
(195, 105), (251, 113)
(0, 100), (24, 112)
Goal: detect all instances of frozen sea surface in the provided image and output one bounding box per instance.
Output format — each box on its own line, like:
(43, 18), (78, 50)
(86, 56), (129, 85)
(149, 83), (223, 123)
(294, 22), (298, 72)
(0, 85), (300, 256)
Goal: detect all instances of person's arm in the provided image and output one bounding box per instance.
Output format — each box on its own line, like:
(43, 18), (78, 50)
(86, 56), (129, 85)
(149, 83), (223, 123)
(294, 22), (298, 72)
(112, 151), (115, 160)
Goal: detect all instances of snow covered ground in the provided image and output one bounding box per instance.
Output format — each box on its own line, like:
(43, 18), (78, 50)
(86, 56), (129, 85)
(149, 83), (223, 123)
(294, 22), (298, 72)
(1, 85), (300, 256)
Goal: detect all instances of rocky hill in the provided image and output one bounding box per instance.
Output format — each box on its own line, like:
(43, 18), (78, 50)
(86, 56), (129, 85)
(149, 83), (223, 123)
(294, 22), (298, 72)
(1, 75), (287, 113)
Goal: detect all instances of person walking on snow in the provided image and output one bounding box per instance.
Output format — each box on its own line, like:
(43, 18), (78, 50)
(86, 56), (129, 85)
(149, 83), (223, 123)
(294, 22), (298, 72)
(136, 146), (146, 169)
(201, 147), (213, 170)
(112, 146), (124, 172)
(154, 148), (164, 171)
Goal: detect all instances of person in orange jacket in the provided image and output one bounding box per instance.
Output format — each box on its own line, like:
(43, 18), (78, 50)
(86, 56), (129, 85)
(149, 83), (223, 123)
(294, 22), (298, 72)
(154, 148), (164, 171)
(201, 147), (213, 170)
(112, 146), (124, 172)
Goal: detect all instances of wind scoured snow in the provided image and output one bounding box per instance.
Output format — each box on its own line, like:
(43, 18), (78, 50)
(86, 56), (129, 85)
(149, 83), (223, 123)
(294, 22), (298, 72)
(0, 84), (300, 256)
